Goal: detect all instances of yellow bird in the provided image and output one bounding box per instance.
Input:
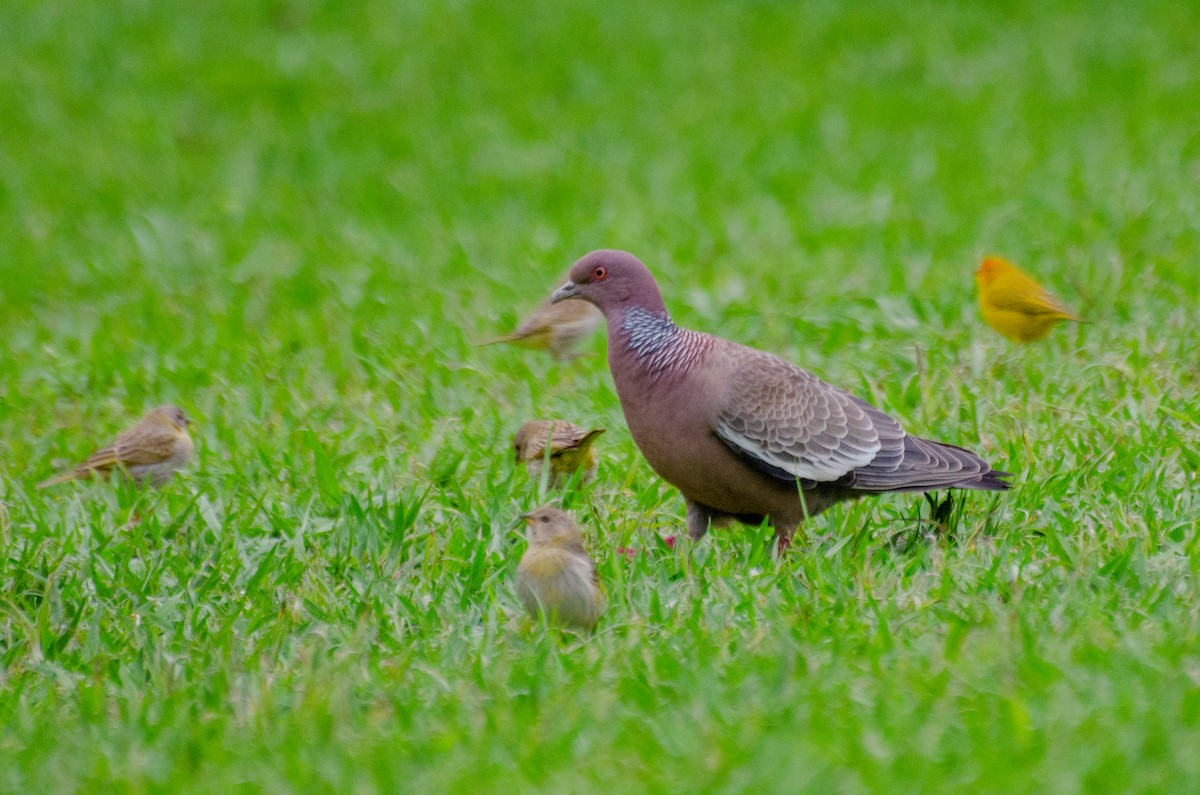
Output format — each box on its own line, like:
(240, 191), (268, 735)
(515, 507), (605, 632)
(975, 255), (1080, 342)
(38, 405), (195, 489)
(513, 420), (605, 488)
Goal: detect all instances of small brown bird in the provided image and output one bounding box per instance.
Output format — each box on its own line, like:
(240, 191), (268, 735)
(516, 507), (605, 632)
(479, 287), (603, 362)
(975, 255), (1080, 342)
(513, 420), (605, 487)
(38, 405), (195, 489)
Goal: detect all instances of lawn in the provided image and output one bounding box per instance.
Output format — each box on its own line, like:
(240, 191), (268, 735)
(2, 0), (1199, 791)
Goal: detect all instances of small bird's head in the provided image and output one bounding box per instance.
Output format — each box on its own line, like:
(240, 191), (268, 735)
(512, 421), (541, 461)
(148, 405), (192, 432)
(551, 250), (666, 317)
(519, 507), (583, 546)
(975, 255), (1013, 287)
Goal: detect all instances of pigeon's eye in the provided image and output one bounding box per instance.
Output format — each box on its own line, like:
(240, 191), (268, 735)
(593, 266), (607, 281)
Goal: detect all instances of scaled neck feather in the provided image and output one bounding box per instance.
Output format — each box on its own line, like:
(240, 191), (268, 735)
(617, 307), (711, 380)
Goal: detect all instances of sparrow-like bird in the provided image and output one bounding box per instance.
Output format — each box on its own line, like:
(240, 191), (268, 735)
(479, 288), (603, 362)
(516, 507), (605, 632)
(513, 420), (605, 487)
(38, 404), (195, 489)
(975, 255), (1080, 342)
(551, 250), (1011, 551)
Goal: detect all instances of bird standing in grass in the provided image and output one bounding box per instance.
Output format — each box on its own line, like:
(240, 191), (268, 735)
(513, 420), (605, 488)
(551, 250), (1011, 552)
(38, 405), (195, 489)
(975, 255), (1080, 342)
(516, 507), (605, 632)
(479, 290), (603, 362)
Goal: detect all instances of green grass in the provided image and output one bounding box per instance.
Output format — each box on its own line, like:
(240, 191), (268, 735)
(2, 0), (1200, 791)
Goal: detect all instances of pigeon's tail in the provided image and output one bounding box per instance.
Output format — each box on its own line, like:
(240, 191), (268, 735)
(957, 467), (1013, 491)
(843, 435), (1013, 494)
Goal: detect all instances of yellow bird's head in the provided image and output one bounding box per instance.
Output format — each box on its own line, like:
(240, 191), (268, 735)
(975, 255), (1013, 288)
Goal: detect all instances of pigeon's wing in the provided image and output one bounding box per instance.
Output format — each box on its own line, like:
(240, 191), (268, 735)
(712, 349), (899, 484)
(713, 348), (1007, 492)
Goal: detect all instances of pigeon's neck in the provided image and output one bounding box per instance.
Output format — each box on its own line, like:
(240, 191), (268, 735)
(622, 306), (678, 355)
(613, 306), (710, 381)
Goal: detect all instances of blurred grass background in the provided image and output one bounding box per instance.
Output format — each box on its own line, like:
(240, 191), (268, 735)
(1, 0), (1199, 791)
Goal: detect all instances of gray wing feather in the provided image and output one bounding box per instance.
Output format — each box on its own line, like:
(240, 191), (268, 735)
(845, 435), (1009, 492)
(713, 347), (1007, 492)
(713, 349), (891, 483)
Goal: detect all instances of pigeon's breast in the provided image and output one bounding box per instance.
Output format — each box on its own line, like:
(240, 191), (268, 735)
(609, 328), (799, 517)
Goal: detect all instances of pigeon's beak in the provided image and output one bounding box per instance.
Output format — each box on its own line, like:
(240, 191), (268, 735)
(550, 281), (579, 304)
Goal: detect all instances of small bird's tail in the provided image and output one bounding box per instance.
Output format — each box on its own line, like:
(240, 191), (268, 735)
(576, 429), (606, 451)
(1046, 307), (1082, 323)
(36, 471), (78, 490)
(474, 334), (516, 347)
(470, 336), (513, 348)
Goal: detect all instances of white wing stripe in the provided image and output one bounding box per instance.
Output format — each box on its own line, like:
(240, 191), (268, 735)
(713, 424), (880, 482)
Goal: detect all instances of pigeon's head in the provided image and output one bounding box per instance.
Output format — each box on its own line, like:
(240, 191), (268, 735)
(551, 250), (666, 316)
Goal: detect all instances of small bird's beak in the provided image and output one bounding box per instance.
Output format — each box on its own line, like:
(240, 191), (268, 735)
(550, 282), (579, 304)
(514, 513), (534, 536)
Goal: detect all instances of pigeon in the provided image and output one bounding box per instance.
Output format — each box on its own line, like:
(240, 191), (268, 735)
(551, 250), (1010, 550)
(38, 405), (195, 489)
(513, 420), (605, 488)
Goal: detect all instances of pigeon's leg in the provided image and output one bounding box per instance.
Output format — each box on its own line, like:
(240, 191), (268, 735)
(923, 491), (955, 534)
(772, 520), (800, 554)
(685, 499), (715, 540)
